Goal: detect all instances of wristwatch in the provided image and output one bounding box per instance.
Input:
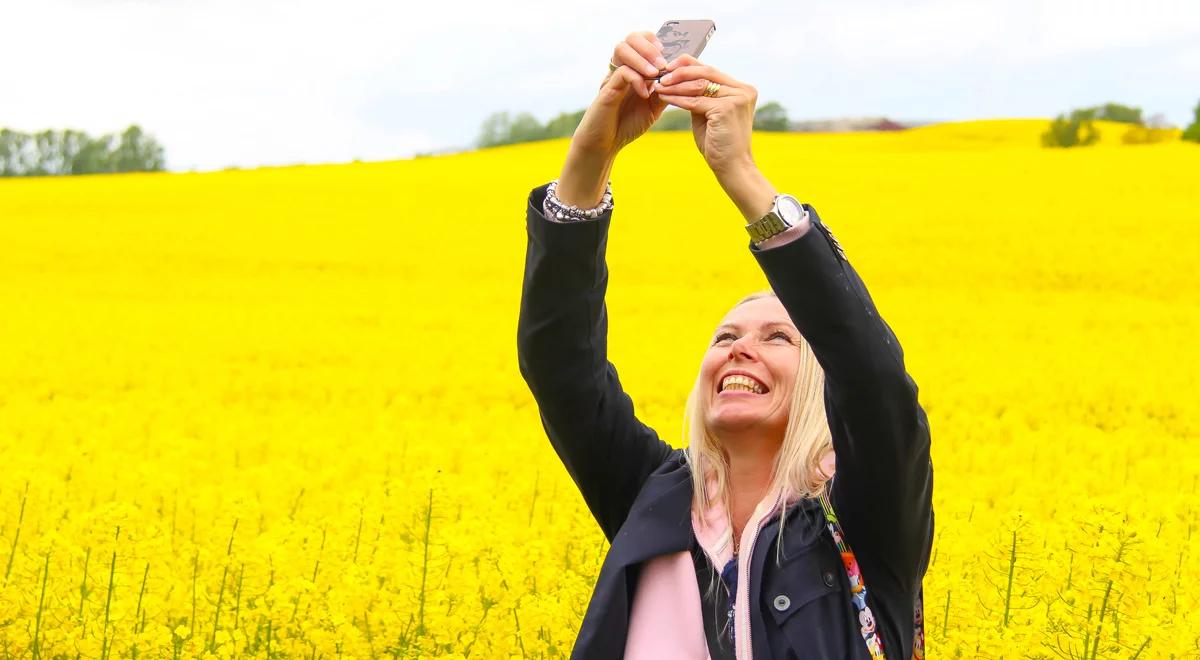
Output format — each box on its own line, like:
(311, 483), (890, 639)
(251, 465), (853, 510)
(746, 193), (805, 245)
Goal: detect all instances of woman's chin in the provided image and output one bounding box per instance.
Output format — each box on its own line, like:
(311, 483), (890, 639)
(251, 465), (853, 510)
(707, 404), (769, 431)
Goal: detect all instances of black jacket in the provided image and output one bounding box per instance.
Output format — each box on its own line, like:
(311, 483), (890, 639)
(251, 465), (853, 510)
(516, 182), (933, 659)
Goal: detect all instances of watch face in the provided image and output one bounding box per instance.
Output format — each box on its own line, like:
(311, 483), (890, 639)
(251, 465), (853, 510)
(777, 195), (804, 224)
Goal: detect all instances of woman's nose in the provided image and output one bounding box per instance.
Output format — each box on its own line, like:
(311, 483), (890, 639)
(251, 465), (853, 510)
(727, 336), (757, 360)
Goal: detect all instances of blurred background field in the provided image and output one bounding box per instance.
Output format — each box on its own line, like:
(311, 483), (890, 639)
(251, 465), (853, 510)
(1, 119), (1198, 657)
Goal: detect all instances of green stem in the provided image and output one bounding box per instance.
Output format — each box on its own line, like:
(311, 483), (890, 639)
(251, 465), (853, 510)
(941, 589), (950, 638)
(419, 488), (433, 635)
(210, 564), (229, 652)
(131, 561), (150, 657)
(78, 547), (91, 635)
(32, 552), (50, 660)
(233, 563), (244, 629)
(1002, 529), (1016, 629)
(1088, 579), (1113, 660)
(4, 482), (28, 584)
(101, 548), (116, 660)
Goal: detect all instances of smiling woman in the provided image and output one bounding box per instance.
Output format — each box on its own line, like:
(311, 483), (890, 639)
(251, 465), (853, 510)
(516, 28), (932, 660)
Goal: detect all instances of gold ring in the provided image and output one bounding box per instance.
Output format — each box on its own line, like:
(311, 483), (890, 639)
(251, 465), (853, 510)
(702, 81), (721, 97)
(608, 61), (619, 73)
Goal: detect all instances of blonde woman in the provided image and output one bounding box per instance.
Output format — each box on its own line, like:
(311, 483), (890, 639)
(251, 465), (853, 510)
(516, 29), (933, 659)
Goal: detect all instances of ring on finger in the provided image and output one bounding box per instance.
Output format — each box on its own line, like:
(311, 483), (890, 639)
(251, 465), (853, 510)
(702, 81), (721, 97)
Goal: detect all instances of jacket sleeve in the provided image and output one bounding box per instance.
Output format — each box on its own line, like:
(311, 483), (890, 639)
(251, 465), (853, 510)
(749, 205), (934, 596)
(516, 182), (674, 542)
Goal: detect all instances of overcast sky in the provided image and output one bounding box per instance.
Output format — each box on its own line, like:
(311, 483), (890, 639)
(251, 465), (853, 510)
(4, 0), (1198, 171)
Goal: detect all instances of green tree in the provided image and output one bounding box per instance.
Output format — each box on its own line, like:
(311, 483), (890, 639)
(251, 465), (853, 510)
(543, 109), (586, 139)
(476, 111), (549, 147)
(0, 125), (165, 175)
(507, 112), (546, 143)
(476, 111), (513, 148)
(1093, 102), (1142, 124)
(112, 125), (165, 172)
(1041, 112), (1100, 148)
(650, 108), (692, 131)
(72, 133), (115, 174)
(753, 101), (790, 131)
(1183, 99), (1200, 143)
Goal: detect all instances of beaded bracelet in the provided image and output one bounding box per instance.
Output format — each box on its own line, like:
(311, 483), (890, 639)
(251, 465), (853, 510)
(544, 179), (613, 222)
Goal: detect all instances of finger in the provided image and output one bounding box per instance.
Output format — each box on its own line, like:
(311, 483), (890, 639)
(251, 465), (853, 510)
(659, 64), (741, 88)
(655, 93), (720, 114)
(630, 30), (666, 69)
(665, 53), (700, 71)
(615, 38), (663, 78)
(606, 64), (650, 99)
(652, 78), (716, 97)
(637, 29), (664, 51)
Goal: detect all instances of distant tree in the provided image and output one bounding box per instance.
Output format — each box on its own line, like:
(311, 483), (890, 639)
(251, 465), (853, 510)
(1041, 111), (1100, 148)
(753, 101), (790, 131)
(477, 111), (514, 148)
(543, 109), (586, 139)
(1183, 100), (1200, 143)
(112, 125), (165, 172)
(0, 129), (35, 175)
(1121, 125), (1176, 145)
(0, 125), (163, 176)
(651, 108), (692, 131)
(72, 132), (115, 174)
(1093, 103), (1143, 124)
(476, 110), (557, 147)
(508, 112), (546, 143)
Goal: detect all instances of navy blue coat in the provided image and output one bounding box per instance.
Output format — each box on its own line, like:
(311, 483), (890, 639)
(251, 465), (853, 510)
(516, 182), (933, 659)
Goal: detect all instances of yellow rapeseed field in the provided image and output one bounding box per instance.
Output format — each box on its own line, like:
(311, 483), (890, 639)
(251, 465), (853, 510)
(0, 119), (1197, 658)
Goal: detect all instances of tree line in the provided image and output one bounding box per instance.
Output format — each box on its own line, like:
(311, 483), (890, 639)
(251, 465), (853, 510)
(475, 102), (790, 149)
(0, 125), (166, 176)
(1042, 100), (1200, 147)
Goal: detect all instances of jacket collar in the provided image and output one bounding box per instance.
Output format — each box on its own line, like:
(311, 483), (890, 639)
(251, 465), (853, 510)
(607, 450), (697, 566)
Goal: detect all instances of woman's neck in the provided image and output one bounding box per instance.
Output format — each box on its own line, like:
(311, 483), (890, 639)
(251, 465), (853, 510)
(725, 438), (782, 546)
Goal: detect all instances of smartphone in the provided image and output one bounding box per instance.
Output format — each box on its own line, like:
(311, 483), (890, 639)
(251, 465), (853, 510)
(656, 20), (716, 68)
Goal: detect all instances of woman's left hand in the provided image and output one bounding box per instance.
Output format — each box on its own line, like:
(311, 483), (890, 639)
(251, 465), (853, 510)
(652, 54), (758, 177)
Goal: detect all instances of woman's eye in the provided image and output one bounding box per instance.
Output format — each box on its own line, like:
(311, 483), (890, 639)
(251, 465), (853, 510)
(712, 331), (792, 345)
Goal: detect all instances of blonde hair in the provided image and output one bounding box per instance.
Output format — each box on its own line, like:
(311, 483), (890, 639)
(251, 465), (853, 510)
(683, 289), (833, 563)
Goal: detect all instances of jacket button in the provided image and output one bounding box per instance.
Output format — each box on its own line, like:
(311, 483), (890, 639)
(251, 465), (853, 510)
(822, 570), (836, 587)
(772, 595), (791, 611)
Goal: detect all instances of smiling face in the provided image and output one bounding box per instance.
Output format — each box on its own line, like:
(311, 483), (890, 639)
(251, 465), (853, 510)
(700, 296), (802, 444)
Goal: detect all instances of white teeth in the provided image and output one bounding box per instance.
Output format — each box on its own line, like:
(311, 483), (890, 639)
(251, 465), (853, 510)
(720, 374), (766, 394)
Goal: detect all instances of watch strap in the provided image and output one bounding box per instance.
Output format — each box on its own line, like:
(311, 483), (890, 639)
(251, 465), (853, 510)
(746, 194), (793, 244)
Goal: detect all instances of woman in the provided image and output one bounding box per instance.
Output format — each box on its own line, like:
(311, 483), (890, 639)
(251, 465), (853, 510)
(516, 30), (933, 660)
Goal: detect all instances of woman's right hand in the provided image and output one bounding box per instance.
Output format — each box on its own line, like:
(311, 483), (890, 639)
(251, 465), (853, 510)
(570, 31), (669, 157)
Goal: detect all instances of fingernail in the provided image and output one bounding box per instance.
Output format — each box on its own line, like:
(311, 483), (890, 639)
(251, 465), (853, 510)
(660, 73), (673, 84)
(654, 56), (667, 69)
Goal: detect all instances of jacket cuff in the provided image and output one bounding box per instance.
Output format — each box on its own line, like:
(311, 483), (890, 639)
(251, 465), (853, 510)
(525, 183), (613, 290)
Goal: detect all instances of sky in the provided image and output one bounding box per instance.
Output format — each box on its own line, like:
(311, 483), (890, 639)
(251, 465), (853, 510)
(4, 0), (1198, 171)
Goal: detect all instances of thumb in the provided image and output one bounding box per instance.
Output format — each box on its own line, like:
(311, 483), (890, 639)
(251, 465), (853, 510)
(600, 66), (649, 101)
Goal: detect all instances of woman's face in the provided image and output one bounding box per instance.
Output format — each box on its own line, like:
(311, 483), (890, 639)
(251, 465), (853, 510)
(700, 296), (801, 442)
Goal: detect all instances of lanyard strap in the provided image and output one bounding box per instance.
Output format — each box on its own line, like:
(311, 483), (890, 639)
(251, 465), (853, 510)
(818, 487), (926, 660)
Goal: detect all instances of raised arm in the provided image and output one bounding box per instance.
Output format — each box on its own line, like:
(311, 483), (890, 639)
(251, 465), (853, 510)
(751, 203), (934, 594)
(653, 53), (933, 600)
(516, 181), (672, 541)
(516, 31), (677, 541)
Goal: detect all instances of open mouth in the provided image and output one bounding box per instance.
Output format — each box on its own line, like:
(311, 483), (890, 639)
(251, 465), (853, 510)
(718, 374), (769, 395)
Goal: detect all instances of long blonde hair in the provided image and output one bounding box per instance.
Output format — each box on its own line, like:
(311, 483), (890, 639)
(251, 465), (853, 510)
(683, 289), (833, 559)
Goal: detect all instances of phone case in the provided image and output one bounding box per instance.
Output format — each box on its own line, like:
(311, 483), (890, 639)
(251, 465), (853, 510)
(656, 20), (716, 64)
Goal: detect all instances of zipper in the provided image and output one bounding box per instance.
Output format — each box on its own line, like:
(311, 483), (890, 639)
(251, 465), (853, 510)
(734, 489), (785, 660)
